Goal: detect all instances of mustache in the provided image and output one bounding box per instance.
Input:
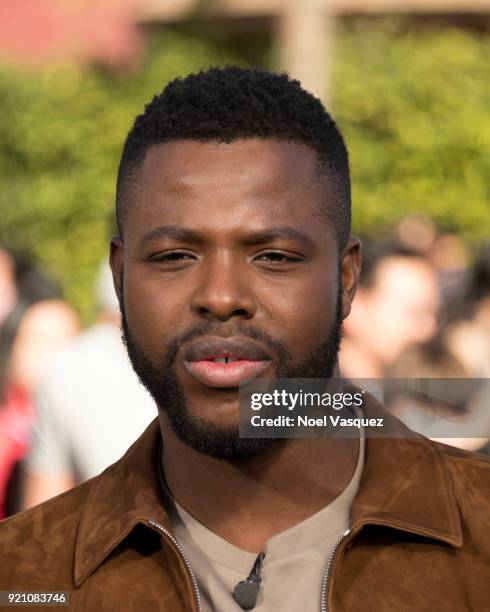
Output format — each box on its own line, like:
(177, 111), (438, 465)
(164, 323), (291, 366)
(118, 277), (289, 366)
(120, 304), (291, 369)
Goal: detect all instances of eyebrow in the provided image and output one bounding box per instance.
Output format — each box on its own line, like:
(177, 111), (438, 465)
(141, 225), (314, 248)
(241, 227), (314, 248)
(141, 225), (204, 245)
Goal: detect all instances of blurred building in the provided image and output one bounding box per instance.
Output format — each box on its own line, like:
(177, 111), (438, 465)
(136, 0), (490, 98)
(0, 0), (142, 68)
(1, 0), (489, 99)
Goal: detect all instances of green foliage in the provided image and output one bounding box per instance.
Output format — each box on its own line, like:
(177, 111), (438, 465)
(331, 20), (490, 240)
(0, 21), (488, 319)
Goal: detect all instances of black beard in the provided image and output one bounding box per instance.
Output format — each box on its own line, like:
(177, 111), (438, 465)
(120, 290), (343, 460)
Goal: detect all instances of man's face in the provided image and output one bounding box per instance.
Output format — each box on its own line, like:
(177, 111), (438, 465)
(111, 139), (360, 458)
(344, 256), (440, 367)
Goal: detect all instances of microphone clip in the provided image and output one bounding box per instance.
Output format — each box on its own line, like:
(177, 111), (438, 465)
(233, 551), (265, 610)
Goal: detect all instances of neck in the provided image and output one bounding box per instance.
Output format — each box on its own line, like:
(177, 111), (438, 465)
(159, 415), (358, 553)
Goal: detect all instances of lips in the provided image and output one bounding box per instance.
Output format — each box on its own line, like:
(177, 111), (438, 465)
(183, 337), (271, 388)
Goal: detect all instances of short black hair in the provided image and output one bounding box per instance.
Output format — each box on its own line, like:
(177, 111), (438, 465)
(116, 66), (351, 247)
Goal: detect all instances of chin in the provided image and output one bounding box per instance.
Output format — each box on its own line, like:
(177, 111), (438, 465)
(187, 397), (241, 430)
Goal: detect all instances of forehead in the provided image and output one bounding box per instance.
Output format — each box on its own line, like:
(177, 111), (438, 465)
(142, 138), (319, 192)
(125, 139), (328, 238)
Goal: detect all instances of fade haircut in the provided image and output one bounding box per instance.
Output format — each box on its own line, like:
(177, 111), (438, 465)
(116, 66), (351, 248)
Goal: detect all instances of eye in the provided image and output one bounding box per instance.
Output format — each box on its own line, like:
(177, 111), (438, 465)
(149, 250), (197, 265)
(254, 251), (302, 264)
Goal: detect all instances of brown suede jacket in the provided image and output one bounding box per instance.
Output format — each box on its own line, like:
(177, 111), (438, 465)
(1, 398), (490, 611)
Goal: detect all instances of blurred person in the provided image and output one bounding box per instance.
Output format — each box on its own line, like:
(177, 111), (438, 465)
(22, 263), (156, 509)
(445, 318), (490, 379)
(0, 299), (79, 517)
(440, 254), (490, 453)
(441, 243), (490, 377)
(2, 67), (490, 611)
(422, 244), (490, 455)
(386, 336), (490, 454)
(428, 231), (470, 304)
(0, 247), (17, 328)
(0, 246), (63, 332)
(340, 241), (441, 378)
(464, 242), (490, 333)
(395, 213), (437, 255)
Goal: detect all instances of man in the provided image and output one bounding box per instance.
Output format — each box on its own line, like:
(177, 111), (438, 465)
(340, 241), (441, 378)
(1, 67), (489, 611)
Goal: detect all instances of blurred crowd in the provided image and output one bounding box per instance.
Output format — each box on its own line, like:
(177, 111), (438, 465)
(0, 214), (489, 517)
(0, 248), (155, 519)
(340, 215), (490, 454)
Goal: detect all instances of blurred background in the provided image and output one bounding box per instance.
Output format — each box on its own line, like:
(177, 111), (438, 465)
(0, 0), (489, 516)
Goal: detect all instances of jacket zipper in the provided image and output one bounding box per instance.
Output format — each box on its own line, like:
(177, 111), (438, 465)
(149, 516), (350, 612)
(320, 528), (350, 612)
(148, 518), (203, 612)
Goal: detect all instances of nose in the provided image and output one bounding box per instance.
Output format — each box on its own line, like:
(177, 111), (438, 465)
(191, 253), (256, 322)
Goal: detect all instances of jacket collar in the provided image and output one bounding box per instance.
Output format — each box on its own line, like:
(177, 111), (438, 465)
(74, 396), (462, 586)
(74, 418), (168, 586)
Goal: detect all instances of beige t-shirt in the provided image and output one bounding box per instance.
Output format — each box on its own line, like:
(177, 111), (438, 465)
(160, 432), (364, 612)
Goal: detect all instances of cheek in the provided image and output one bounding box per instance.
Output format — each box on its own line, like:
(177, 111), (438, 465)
(258, 269), (338, 355)
(123, 270), (191, 355)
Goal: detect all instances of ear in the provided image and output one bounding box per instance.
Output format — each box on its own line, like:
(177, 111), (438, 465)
(109, 235), (124, 306)
(340, 236), (362, 320)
